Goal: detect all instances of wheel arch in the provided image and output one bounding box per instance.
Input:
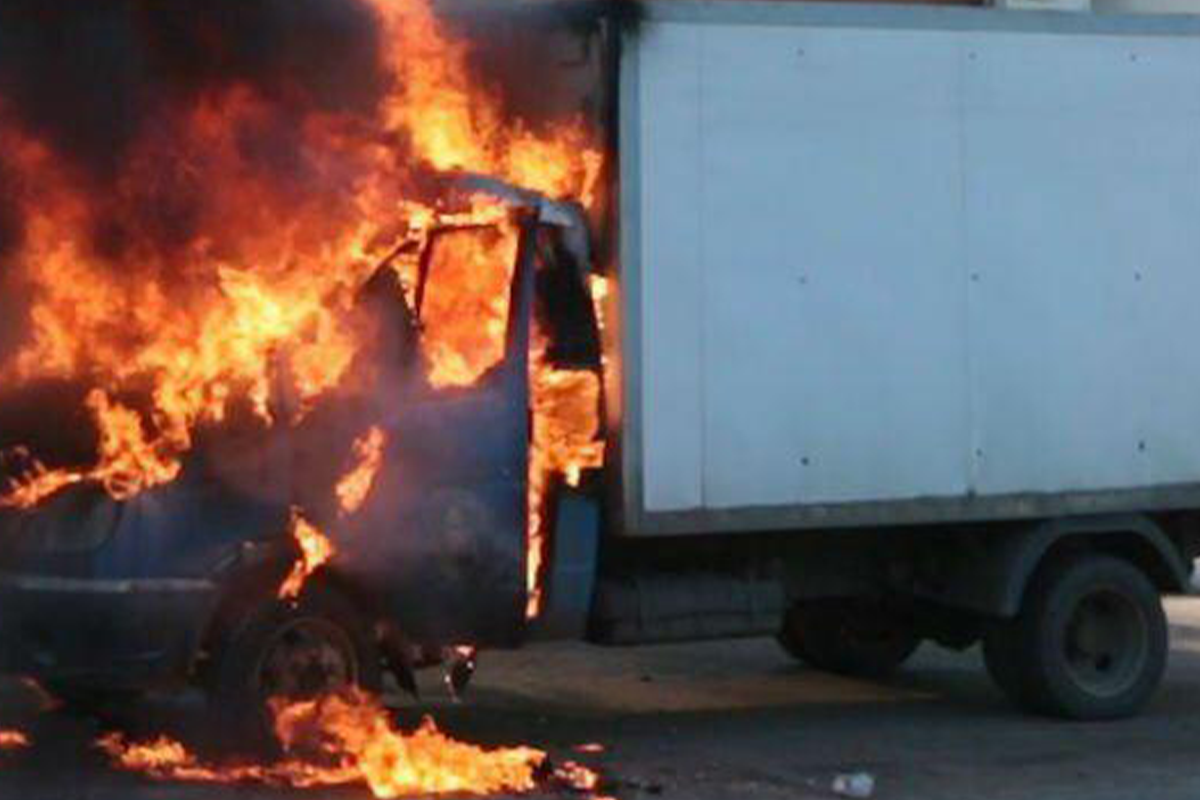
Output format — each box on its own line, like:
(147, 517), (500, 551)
(196, 542), (381, 681)
(928, 514), (1192, 619)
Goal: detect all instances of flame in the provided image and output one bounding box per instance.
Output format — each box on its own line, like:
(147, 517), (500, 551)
(97, 733), (272, 784)
(524, 275), (608, 618)
(526, 359), (604, 618)
(0, 456), (85, 511)
(418, 220), (520, 389)
(96, 688), (603, 799)
(1, 0), (610, 770)
(589, 276), (611, 353)
(280, 424), (386, 599)
(271, 690), (546, 797)
(0, 730), (29, 750)
(371, 0), (602, 201)
(3, 1), (611, 794)
(0, 0), (601, 510)
(555, 761), (602, 793)
(278, 509), (336, 601)
(336, 426), (387, 516)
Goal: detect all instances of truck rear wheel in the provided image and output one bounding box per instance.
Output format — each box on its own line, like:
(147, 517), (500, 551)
(983, 553), (1167, 720)
(778, 599), (920, 678)
(206, 584), (382, 750)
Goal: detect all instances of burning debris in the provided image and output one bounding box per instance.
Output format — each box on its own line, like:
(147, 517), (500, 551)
(0, 730), (29, 750)
(98, 688), (604, 799)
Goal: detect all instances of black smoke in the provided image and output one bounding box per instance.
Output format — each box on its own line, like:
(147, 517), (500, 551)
(0, 0), (395, 424)
(0, 0), (389, 187)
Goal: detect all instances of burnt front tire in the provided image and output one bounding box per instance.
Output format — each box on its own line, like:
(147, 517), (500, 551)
(206, 584), (382, 750)
(778, 599), (920, 678)
(983, 554), (1167, 721)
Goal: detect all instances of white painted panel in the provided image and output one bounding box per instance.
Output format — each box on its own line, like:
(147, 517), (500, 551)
(1095, 0), (1200, 13)
(697, 25), (970, 507)
(631, 15), (1200, 521)
(637, 22), (706, 512)
(963, 33), (1200, 494)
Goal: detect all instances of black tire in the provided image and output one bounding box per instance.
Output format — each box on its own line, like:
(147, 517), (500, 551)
(982, 553), (1167, 720)
(778, 599), (921, 678)
(206, 584), (382, 749)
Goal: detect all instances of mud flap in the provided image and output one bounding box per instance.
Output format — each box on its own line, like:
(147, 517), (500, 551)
(526, 482), (600, 641)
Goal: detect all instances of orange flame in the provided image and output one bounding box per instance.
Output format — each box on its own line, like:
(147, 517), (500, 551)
(271, 690), (546, 797)
(96, 689), (604, 799)
(0, 389), (183, 510)
(524, 276), (608, 618)
(371, 0), (602, 202)
(0, 0), (601, 511)
(97, 733), (273, 784)
(526, 362), (604, 618)
(0, 456), (85, 511)
(336, 426), (387, 517)
(418, 220), (520, 389)
(278, 510), (336, 601)
(0, 730), (29, 750)
(5, 1), (610, 793)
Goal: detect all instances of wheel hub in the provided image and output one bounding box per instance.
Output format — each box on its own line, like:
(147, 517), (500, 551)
(257, 618), (359, 700)
(1063, 588), (1147, 699)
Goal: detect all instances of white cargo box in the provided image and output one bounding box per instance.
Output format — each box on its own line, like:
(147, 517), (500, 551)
(996, 0), (1091, 11)
(618, 1), (1200, 536)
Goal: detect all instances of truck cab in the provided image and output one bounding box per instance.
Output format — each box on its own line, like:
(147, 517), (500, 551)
(0, 183), (604, 732)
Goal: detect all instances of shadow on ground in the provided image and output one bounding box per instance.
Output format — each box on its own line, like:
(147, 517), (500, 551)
(3, 599), (1200, 800)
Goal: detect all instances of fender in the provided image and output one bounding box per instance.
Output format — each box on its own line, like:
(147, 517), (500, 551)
(920, 514), (1192, 618)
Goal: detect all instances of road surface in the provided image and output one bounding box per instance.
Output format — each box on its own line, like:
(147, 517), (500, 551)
(3, 598), (1200, 800)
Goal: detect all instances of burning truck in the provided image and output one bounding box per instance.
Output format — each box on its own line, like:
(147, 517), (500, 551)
(0, 0), (608, 755)
(2, 0), (1200, 779)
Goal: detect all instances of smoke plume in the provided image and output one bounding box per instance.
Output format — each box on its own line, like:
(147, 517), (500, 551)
(0, 0), (387, 185)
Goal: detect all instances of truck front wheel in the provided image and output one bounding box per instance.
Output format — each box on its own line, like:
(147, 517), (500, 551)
(777, 599), (920, 678)
(983, 553), (1167, 720)
(206, 584), (382, 750)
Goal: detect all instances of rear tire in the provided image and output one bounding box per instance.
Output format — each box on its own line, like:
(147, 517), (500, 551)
(983, 553), (1167, 720)
(778, 599), (920, 678)
(206, 584), (382, 750)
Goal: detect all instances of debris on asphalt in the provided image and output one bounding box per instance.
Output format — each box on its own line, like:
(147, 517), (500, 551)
(832, 771), (875, 798)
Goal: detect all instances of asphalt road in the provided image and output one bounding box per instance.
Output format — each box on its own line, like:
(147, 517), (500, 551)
(4, 598), (1200, 800)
